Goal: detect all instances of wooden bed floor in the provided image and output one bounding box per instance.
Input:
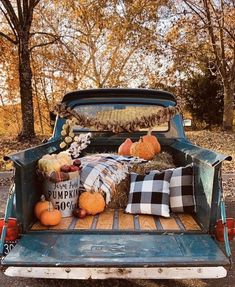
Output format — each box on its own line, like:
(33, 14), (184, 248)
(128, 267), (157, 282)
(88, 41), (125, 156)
(31, 209), (201, 232)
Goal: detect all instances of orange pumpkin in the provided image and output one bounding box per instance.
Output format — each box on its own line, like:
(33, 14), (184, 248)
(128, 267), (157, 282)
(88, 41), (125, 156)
(130, 137), (155, 160)
(79, 191), (105, 215)
(40, 202), (62, 226)
(118, 138), (133, 156)
(143, 131), (161, 154)
(34, 195), (51, 219)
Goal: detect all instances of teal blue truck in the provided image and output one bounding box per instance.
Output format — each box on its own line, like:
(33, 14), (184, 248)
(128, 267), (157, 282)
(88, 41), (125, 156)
(0, 88), (233, 279)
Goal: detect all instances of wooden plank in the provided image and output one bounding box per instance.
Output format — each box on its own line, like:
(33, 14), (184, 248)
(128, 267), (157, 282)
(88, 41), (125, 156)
(178, 214), (201, 231)
(74, 215), (94, 230)
(139, 215), (157, 230)
(50, 217), (73, 230)
(31, 221), (48, 231)
(119, 211), (134, 230)
(31, 217), (73, 231)
(159, 217), (180, 230)
(96, 209), (114, 230)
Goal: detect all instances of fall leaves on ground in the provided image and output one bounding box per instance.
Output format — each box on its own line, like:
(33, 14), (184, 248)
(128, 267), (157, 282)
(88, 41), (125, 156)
(0, 131), (234, 173)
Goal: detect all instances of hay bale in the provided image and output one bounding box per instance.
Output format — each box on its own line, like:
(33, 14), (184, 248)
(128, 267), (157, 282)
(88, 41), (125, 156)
(107, 151), (175, 209)
(107, 175), (130, 209)
(130, 151), (175, 174)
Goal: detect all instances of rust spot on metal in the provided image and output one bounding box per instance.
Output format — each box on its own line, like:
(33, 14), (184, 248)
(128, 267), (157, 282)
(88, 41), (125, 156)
(117, 268), (131, 275)
(65, 268), (71, 273)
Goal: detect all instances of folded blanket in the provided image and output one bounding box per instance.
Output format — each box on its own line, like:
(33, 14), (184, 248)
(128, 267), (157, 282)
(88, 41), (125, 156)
(80, 154), (145, 204)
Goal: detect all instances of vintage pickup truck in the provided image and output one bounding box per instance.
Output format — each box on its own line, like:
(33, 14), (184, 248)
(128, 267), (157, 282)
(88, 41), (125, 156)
(0, 88), (233, 280)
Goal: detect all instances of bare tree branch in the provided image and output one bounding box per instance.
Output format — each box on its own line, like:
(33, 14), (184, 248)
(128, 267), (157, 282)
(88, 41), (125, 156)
(30, 0), (40, 8)
(77, 56), (92, 86)
(203, 0), (224, 75)
(0, 30), (17, 44)
(223, 26), (235, 42)
(1, 0), (20, 32)
(115, 46), (138, 84)
(0, 6), (18, 40)
(16, 0), (23, 24)
(30, 31), (59, 37)
(101, 43), (121, 86)
(183, 0), (207, 25)
(58, 38), (81, 61)
(22, 0), (29, 13)
(30, 36), (60, 51)
(65, 26), (88, 36)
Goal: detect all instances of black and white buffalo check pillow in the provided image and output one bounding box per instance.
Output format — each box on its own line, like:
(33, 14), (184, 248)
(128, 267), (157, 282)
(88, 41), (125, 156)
(125, 170), (173, 217)
(169, 165), (195, 213)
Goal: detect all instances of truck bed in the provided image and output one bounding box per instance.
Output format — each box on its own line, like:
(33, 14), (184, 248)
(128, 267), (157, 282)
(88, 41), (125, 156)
(1, 88), (232, 278)
(31, 209), (202, 232)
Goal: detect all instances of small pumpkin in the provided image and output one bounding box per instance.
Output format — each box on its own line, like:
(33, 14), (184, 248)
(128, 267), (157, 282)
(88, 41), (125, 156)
(130, 137), (155, 160)
(40, 202), (62, 226)
(142, 131), (161, 154)
(79, 191), (105, 215)
(34, 195), (51, 220)
(118, 138), (133, 156)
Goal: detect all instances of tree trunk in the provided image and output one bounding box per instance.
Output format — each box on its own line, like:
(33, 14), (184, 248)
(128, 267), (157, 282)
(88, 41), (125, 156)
(223, 81), (234, 131)
(33, 77), (44, 135)
(18, 32), (35, 139)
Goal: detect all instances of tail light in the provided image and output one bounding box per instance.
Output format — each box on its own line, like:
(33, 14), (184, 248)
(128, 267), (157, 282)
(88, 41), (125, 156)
(215, 218), (235, 242)
(0, 218), (19, 241)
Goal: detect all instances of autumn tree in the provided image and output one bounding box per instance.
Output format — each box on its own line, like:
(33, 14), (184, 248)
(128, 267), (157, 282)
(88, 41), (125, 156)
(184, 68), (223, 127)
(169, 0), (234, 130)
(0, 36), (22, 135)
(0, 0), (185, 136)
(15, 0), (170, 130)
(38, 0), (169, 90)
(0, 1), (42, 138)
(0, 1), (60, 138)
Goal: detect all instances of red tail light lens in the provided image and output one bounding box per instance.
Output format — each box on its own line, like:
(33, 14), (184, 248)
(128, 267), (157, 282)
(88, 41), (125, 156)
(0, 218), (19, 241)
(215, 218), (235, 242)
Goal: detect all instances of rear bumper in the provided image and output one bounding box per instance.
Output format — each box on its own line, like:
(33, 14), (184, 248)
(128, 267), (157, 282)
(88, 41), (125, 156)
(5, 266), (227, 279)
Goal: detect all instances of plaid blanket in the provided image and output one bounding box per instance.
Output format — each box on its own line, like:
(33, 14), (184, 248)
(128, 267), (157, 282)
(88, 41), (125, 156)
(80, 154), (145, 204)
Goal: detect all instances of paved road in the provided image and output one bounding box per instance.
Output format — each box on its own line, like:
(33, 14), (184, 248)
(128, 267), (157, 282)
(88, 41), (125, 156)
(0, 172), (234, 287)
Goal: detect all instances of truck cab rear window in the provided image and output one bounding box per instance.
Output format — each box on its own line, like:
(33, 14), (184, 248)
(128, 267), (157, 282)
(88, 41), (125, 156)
(73, 104), (169, 132)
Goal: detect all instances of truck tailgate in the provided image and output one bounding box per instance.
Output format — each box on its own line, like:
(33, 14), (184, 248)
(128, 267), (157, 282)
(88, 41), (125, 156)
(2, 232), (229, 267)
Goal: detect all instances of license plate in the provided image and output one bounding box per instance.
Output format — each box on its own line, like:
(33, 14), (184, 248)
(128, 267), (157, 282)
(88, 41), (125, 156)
(3, 240), (18, 256)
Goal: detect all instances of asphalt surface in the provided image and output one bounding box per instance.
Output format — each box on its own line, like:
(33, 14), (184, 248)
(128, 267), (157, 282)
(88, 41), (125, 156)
(0, 172), (234, 287)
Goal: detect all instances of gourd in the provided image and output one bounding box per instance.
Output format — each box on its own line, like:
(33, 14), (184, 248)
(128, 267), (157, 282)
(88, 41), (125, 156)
(73, 207), (87, 218)
(79, 191), (105, 215)
(143, 131), (161, 155)
(34, 195), (51, 219)
(118, 138), (133, 156)
(38, 152), (72, 174)
(56, 152), (73, 166)
(130, 137), (155, 160)
(40, 202), (62, 226)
